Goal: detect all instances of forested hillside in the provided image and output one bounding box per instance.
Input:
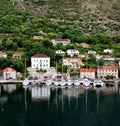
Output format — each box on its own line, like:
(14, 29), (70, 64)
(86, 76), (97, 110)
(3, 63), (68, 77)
(14, 0), (120, 36)
(0, 0), (120, 73)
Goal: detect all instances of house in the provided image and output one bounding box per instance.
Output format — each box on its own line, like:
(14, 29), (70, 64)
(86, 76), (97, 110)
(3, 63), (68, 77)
(103, 49), (113, 53)
(55, 50), (65, 55)
(80, 68), (95, 79)
(78, 54), (86, 59)
(31, 54), (50, 70)
(66, 49), (79, 57)
(63, 58), (83, 68)
(102, 55), (115, 61)
(88, 50), (96, 55)
(80, 43), (89, 48)
(0, 51), (7, 58)
(97, 66), (118, 79)
(95, 54), (102, 60)
(51, 38), (70, 46)
(3, 67), (16, 80)
(33, 36), (43, 40)
(13, 54), (21, 59)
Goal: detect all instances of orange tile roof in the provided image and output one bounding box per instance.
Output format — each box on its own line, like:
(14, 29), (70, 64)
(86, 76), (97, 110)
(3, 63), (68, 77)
(80, 68), (95, 72)
(13, 54), (21, 56)
(99, 66), (118, 70)
(3, 67), (16, 72)
(0, 51), (6, 55)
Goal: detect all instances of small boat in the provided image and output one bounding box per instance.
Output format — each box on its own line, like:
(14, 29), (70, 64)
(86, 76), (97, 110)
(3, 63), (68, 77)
(83, 78), (90, 87)
(60, 79), (66, 87)
(23, 78), (29, 86)
(46, 79), (53, 86)
(93, 79), (104, 87)
(31, 80), (37, 87)
(67, 79), (73, 86)
(74, 79), (80, 86)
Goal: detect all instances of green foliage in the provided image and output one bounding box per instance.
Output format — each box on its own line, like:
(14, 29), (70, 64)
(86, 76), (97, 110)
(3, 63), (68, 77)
(0, 0), (120, 74)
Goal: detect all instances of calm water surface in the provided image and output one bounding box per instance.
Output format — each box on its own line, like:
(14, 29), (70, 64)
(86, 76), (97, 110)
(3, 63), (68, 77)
(0, 84), (120, 126)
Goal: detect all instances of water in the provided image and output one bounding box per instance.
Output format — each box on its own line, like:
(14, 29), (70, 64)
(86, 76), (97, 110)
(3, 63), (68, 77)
(0, 84), (120, 126)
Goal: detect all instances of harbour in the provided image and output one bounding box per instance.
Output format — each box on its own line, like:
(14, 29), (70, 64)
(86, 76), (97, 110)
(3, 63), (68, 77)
(0, 82), (120, 126)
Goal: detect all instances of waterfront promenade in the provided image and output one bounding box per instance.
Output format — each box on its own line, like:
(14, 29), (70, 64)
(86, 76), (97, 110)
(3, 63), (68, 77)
(0, 79), (119, 85)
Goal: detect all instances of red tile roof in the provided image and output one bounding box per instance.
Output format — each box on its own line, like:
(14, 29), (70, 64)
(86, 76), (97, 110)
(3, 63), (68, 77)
(13, 54), (21, 56)
(3, 67), (16, 72)
(99, 66), (118, 70)
(53, 38), (70, 41)
(32, 54), (49, 58)
(80, 68), (95, 72)
(0, 51), (6, 55)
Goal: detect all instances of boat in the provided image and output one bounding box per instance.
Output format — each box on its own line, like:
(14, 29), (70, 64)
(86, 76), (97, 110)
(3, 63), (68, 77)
(60, 79), (67, 87)
(83, 78), (91, 87)
(22, 58), (29, 86)
(67, 79), (73, 86)
(54, 75), (62, 86)
(23, 78), (29, 86)
(74, 79), (80, 86)
(46, 79), (53, 86)
(93, 79), (104, 87)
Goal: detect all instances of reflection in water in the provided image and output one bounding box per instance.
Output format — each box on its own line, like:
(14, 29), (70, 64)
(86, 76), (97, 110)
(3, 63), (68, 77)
(0, 83), (120, 126)
(31, 85), (50, 101)
(55, 87), (58, 110)
(23, 85), (28, 111)
(94, 87), (103, 114)
(3, 84), (16, 93)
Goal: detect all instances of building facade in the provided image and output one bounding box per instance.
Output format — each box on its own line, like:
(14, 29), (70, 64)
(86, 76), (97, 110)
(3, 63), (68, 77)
(66, 49), (79, 57)
(3, 67), (16, 80)
(0, 52), (7, 58)
(31, 54), (50, 70)
(97, 66), (118, 79)
(51, 38), (70, 46)
(80, 68), (95, 79)
(63, 58), (83, 68)
(13, 54), (21, 59)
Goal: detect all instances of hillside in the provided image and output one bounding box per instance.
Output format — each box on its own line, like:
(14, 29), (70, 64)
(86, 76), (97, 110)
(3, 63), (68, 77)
(14, 0), (120, 36)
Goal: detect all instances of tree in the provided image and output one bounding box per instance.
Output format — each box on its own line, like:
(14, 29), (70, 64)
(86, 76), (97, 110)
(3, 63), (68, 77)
(42, 38), (53, 49)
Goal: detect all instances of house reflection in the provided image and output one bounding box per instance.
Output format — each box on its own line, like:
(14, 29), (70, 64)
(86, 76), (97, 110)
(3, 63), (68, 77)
(31, 85), (50, 101)
(3, 84), (17, 93)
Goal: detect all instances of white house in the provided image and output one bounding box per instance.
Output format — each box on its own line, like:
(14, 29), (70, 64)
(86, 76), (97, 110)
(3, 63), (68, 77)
(33, 36), (43, 40)
(51, 38), (70, 46)
(0, 52), (7, 58)
(97, 66), (118, 79)
(95, 54), (102, 60)
(66, 49), (79, 57)
(13, 54), (21, 59)
(80, 43), (89, 48)
(88, 50), (96, 55)
(102, 55), (115, 61)
(31, 54), (50, 70)
(103, 49), (113, 53)
(3, 67), (16, 80)
(55, 50), (65, 55)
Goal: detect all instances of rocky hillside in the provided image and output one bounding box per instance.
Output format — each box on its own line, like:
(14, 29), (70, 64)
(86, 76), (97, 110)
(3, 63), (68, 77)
(13, 0), (120, 36)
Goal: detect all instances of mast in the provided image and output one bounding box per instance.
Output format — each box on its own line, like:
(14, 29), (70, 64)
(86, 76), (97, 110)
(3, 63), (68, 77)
(24, 57), (27, 79)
